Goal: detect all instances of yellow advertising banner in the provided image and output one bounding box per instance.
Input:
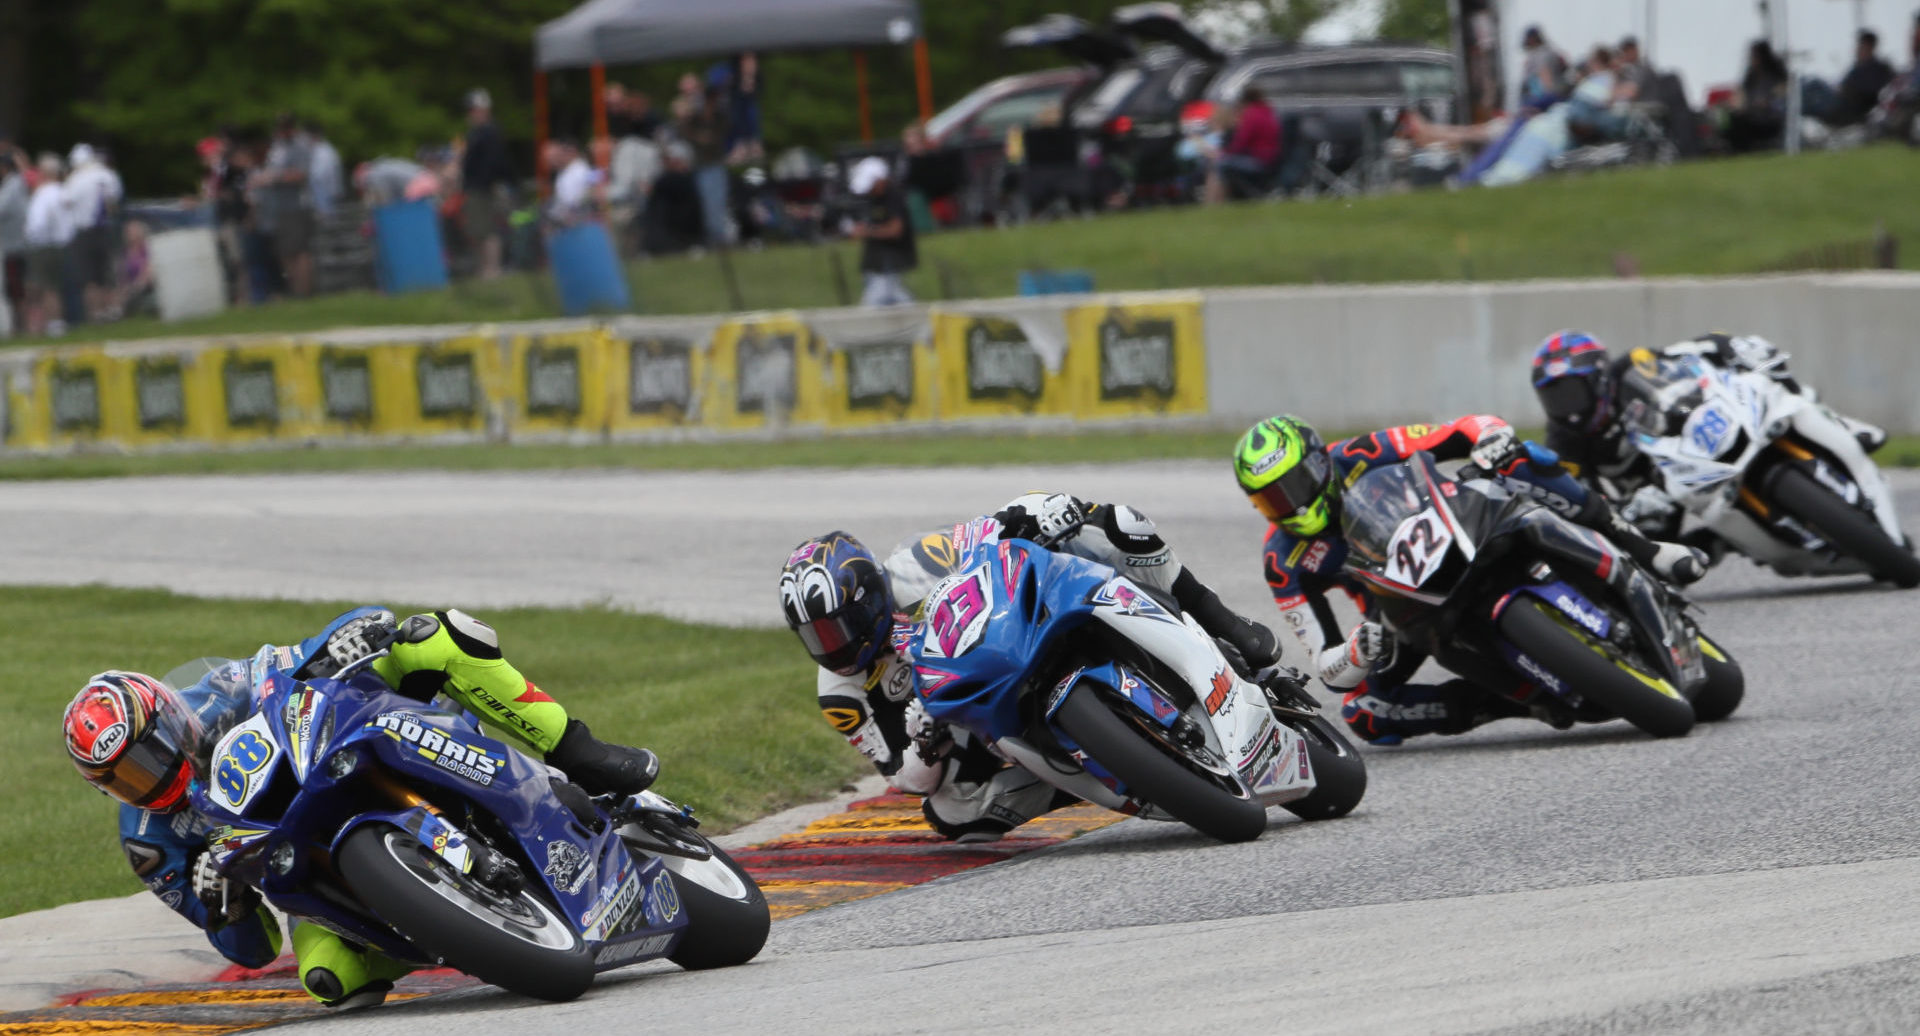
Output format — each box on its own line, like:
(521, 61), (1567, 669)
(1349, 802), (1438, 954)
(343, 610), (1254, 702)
(704, 314), (828, 431)
(364, 334), (503, 439)
(505, 328), (613, 437)
(104, 348), (224, 449)
(818, 333), (936, 429)
(1060, 294), (1208, 419)
(604, 329), (710, 433)
(929, 312), (1073, 421)
(203, 340), (325, 444)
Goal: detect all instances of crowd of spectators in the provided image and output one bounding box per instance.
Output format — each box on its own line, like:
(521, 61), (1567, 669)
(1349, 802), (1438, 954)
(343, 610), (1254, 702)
(0, 142), (140, 336)
(1392, 16), (1920, 189)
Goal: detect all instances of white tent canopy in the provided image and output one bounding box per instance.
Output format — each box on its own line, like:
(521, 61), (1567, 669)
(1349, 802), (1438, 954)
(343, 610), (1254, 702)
(536, 0), (922, 70)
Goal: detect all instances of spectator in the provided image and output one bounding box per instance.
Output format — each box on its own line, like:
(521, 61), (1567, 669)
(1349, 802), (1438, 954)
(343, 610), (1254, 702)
(1616, 36), (1658, 99)
(543, 139), (601, 225)
(604, 82), (635, 139)
(258, 113), (314, 297)
(626, 92), (663, 140)
(640, 141), (704, 256)
(1205, 86), (1280, 202)
(354, 157), (437, 206)
(23, 152), (73, 335)
(1727, 40), (1789, 151)
(677, 74), (733, 247)
(846, 156), (915, 307)
(236, 141), (284, 303)
(1835, 29), (1896, 125)
(1519, 26), (1571, 109)
(306, 120), (343, 218)
(63, 143), (123, 323)
(1566, 46), (1633, 139)
(0, 145), (27, 334)
(115, 220), (155, 318)
(728, 52), (764, 162)
(460, 88), (513, 280)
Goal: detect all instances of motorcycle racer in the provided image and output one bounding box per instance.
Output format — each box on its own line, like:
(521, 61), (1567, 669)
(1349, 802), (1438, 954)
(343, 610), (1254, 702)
(1231, 413), (1708, 744)
(61, 606), (659, 1010)
(1531, 329), (1888, 539)
(781, 503), (1279, 840)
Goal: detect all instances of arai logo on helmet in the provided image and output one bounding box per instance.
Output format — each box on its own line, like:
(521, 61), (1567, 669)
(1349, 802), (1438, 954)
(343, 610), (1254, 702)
(91, 722), (129, 763)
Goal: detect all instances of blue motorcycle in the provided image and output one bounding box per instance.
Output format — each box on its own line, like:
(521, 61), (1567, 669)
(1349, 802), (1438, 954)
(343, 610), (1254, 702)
(185, 640), (768, 1002)
(900, 526), (1366, 843)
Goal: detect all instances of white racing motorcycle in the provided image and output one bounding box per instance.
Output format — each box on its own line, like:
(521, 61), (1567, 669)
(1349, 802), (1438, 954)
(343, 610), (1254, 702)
(1618, 351), (1919, 588)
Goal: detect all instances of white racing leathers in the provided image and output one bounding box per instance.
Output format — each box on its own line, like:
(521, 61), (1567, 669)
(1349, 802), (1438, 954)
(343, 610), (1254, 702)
(813, 506), (1200, 841)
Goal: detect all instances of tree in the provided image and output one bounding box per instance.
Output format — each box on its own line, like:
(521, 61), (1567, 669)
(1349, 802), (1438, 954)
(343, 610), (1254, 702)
(1377, 0), (1452, 46)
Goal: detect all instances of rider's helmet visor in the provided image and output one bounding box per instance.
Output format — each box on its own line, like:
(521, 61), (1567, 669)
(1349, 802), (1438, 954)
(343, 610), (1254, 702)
(1536, 374), (1597, 424)
(1247, 450), (1332, 525)
(794, 601), (876, 675)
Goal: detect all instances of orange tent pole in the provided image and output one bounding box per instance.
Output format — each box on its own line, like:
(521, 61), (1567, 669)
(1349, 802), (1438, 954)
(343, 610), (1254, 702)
(854, 49), (873, 141)
(589, 63), (610, 165)
(913, 37), (933, 120)
(533, 69), (550, 197)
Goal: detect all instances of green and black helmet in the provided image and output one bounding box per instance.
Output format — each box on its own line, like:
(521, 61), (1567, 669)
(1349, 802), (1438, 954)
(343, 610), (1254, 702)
(1233, 416), (1337, 536)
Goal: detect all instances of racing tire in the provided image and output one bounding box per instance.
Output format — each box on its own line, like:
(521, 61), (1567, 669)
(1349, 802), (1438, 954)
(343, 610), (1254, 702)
(1688, 635), (1745, 723)
(1279, 714), (1367, 821)
(1496, 599), (1696, 739)
(1769, 465), (1920, 588)
(1053, 685), (1268, 843)
(652, 840), (770, 971)
(338, 824), (594, 1002)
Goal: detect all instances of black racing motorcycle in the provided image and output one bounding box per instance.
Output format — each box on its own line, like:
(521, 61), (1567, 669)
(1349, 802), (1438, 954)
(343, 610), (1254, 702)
(1341, 452), (1744, 738)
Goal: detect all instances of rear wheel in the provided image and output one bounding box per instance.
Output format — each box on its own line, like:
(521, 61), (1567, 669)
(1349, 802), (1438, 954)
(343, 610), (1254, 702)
(1769, 465), (1920, 588)
(1279, 715), (1367, 821)
(338, 825), (593, 1002)
(1689, 635), (1745, 723)
(1496, 599), (1695, 739)
(1053, 686), (1268, 843)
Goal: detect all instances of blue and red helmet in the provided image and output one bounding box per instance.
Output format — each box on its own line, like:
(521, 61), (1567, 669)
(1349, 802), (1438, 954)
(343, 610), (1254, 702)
(1531, 330), (1613, 433)
(779, 532), (895, 676)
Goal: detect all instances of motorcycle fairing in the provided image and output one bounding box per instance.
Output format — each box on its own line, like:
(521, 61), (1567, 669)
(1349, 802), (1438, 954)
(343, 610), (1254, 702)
(193, 660), (689, 974)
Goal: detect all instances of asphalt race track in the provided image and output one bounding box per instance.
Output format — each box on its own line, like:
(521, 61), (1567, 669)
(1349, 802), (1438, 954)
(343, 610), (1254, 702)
(7, 465), (1919, 1034)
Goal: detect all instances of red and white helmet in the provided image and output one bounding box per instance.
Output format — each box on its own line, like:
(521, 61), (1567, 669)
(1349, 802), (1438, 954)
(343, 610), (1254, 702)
(63, 671), (203, 812)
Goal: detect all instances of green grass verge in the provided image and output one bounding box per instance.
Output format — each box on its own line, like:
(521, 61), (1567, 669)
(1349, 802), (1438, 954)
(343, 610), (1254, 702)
(0, 427), (1913, 482)
(9, 148), (1915, 349)
(2, 586), (857, 918)
(0, 427), (1246, 481)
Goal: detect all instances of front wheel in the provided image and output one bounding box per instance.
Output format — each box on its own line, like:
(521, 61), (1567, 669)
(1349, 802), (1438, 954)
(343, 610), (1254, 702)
(1053, 686), (1268, 843)
(338, 824), (593, 1002)
(1688, 635), (1745, 723)
(1496, 599), (1695, 739)
(624, 829), (770, 971)
(1769, 465), (1920, 588)
(1279, 715), (1367, 821)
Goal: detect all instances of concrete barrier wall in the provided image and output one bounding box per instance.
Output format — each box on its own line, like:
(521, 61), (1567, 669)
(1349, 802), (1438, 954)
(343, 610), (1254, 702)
(1, 270), (1912, 454)
(1203, 273), (1920, 433)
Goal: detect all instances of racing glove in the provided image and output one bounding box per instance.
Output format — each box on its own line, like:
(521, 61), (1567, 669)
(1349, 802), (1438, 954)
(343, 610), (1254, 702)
(1468, 425), (1524, 474)
(904, 698), (953, 765)
(1619, 485), (1683, 537)
(995, 494), (1088, 548)
(1315, 622), (1391, 690)
(192, 851), (261, 930)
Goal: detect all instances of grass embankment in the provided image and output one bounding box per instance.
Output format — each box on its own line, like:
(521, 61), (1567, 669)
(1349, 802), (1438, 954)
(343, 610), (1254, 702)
(3, 586), (855, 917)
(10, 148), (1915, 348)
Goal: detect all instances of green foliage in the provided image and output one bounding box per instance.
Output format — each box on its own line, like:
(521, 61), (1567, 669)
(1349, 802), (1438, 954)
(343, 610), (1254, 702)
(1376, 0), (1453, 45)
(2, 586), (862, 916)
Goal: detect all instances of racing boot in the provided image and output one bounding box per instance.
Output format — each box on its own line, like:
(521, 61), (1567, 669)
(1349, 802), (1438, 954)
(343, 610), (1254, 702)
(294, 923), (413, 1009)
(1842, 416), (1887, 454)
(548, 718), (659, 797)
(1593, 500), (1708, 585)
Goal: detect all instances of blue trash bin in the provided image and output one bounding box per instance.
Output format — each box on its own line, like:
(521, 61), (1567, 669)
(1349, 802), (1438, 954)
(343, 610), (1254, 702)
(549, 222), (631, 315)
(372, 199), (448, 294)
(1018, 269), (1094, 296)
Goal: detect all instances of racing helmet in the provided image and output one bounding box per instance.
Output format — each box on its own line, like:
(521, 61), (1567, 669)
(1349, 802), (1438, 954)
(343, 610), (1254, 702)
(1233, 416), (1338, 536)
(63, 671), (204, 813)
(1530, 330), (1613, 434)
(779, 532), (895, 676)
